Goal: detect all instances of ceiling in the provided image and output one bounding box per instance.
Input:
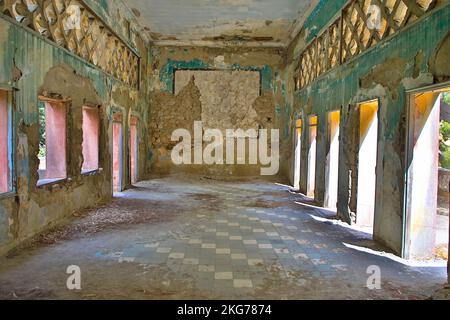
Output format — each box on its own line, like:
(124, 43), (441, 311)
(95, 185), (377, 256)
(124, 0), (318, 47)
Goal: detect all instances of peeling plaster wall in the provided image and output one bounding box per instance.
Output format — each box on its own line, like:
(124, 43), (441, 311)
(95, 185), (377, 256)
(148, 46), (286, 177)
(0, 11), (150, 255)
(285, 4), (450, 255)
(175, 70), (261, 131)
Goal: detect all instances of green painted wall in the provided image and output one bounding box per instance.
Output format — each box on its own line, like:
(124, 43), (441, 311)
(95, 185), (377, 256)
(0, 10), (149, 254)
(289, 4), (450, 254)
(303, 0), (348, 43)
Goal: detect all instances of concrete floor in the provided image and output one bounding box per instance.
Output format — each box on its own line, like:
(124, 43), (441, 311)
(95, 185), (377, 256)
(0, 175), (447, 300)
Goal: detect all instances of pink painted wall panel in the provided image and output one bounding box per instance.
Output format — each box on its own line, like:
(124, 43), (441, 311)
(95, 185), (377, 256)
(130, 118), (138, 184)
(82, 107), (100, 171)
(44, 102), (67, 179)
(113, 121), (122, 192)
(0, 91), (9, 193)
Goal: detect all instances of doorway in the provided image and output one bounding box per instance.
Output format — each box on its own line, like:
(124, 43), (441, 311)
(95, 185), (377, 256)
(294, 119), (302, 190)
(112, 113), (123, 193)
(356, 100), (379, 233)
(404, 85), (450, 260)
(130, 116), (138, 185)
(325, 110), (340, 210)
(307, 116), (318, 198)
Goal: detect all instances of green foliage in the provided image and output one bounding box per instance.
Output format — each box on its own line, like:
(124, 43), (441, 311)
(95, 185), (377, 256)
(38, 103), (46, 159)
(443, 93), (450, 106)
(440, 120), (450, 169)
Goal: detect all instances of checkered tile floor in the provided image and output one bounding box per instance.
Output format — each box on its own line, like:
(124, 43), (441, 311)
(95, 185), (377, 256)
(0, 176), (447, 299)
(113, 204), (319, 291)
(96, 178), (447, 299)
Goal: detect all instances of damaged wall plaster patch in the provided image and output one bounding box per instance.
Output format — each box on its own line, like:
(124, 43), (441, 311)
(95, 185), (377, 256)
(39, 64), (102, 107)
(431, 31), (450, 81)
(401, 73), (434, 91)
(360, 58), (407, 99)
(149, 46), (283, 176)
(175, 70), (261, 131)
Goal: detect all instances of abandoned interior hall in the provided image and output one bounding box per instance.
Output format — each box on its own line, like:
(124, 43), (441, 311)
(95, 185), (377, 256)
(0, 0), (449, 300)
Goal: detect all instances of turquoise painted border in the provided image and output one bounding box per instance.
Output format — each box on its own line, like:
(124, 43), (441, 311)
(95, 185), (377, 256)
(159, 59), (273, 94)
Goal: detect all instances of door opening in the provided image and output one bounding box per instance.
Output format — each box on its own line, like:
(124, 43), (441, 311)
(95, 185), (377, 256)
(112, 113), (123, 193)
(294, 119), (302, 190)
(405, 86), (450, 260)
(325, 110), (340, 210)
(307, 116), (318, 198)
(356, 100), (379, 235)
(130, 116), (138, 185)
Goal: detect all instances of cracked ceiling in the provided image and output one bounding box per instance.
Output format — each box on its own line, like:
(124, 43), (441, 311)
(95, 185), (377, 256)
(124, 0), (318, 47)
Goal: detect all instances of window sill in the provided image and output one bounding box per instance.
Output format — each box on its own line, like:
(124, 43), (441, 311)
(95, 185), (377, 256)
(0, 191), (15, 200)
(37, 178), (67, 188)
(81, 168), (103, 176)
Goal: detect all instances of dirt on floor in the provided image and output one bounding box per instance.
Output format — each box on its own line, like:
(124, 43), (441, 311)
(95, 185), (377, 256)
(247, 199), (290, 209)
(7, 196), (183, 257)
(0, 176), (447, 300)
